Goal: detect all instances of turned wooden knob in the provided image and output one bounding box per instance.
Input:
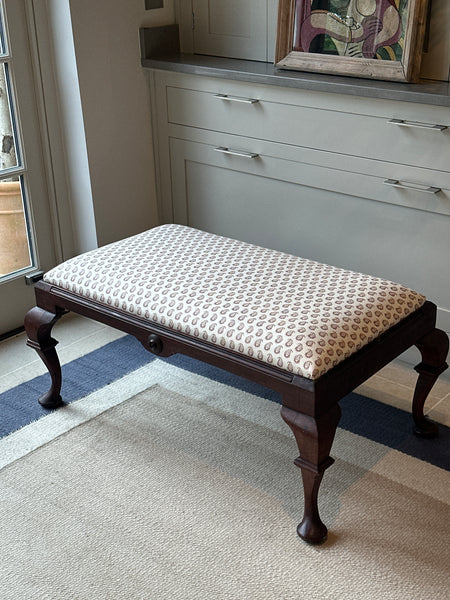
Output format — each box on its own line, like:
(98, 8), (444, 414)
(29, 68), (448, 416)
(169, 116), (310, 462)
(148, 334), (163, 355)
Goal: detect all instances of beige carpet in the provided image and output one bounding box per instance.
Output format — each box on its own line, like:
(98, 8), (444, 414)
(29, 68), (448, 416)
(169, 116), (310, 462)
(1, 384), (449, 599)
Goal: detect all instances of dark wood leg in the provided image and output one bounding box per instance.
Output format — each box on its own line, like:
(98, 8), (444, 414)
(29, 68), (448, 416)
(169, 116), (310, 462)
(413, 328), (449, 437)
(281, 403), (341, 544)
(24, 306), (65, 408)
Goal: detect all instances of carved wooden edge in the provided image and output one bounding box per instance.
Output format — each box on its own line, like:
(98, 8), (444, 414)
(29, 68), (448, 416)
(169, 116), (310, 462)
(33, 281), (295, 391)
(24, 305), (67, 408)
(413, 328), (449, 437)
(32, 282), (443, 415)
(31, 283), (448, 423)
(281, 403), (341, 544)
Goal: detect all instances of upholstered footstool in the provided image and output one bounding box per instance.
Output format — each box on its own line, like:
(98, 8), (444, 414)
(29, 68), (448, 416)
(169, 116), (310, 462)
(24, 225), (449, 544)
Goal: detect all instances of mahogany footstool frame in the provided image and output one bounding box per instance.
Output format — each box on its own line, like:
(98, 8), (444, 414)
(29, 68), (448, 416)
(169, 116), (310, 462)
(24, 225), (449, 544)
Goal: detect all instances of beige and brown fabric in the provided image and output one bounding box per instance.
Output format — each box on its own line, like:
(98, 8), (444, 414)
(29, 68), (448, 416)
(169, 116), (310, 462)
(44, 224), (426, 380)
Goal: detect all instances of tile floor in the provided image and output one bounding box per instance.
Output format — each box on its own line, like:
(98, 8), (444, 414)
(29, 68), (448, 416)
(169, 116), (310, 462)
(1, 314), (449, 426)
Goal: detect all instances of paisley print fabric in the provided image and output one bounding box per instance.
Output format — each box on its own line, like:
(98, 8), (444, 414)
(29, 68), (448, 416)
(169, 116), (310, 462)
(44, 224), (426, 380)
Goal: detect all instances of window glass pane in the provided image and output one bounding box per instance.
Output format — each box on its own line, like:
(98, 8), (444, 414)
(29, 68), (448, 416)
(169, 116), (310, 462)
(0, 64), (18, 171)
(0, 3), (5, 56)
(0, 175), (32, 277)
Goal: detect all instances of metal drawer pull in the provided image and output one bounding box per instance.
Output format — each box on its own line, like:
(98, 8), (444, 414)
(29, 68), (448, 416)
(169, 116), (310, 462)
(214, 93), (259, 104)
(388, 118), (447, 131)
(384, 179), (441, 194)
(215, 147), (259, 159)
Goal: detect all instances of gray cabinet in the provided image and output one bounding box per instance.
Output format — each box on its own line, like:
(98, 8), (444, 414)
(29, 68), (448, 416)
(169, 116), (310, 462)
(177, 0), (278, 62)
(148, 69), (450, 345)
(192, 0), (267, 61)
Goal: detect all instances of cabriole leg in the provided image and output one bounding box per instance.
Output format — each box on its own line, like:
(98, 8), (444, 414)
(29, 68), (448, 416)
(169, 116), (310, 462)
(413, 328), (449, 437)
(24, 306), (65, 408)
(281, 403), (341, 544)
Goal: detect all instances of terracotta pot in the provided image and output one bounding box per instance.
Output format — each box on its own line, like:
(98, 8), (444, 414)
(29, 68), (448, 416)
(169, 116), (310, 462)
(0, 180), (30, 276)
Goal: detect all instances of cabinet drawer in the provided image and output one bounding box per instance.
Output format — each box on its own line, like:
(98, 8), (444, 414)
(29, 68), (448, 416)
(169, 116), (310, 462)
(169, 135), (450, 220)
(166, 86), (450, 172)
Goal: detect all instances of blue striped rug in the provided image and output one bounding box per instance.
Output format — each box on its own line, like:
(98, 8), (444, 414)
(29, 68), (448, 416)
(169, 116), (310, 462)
(1, 335), (449, 471)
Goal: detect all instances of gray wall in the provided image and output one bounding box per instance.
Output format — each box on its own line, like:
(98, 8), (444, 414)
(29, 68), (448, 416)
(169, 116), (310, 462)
(68, 0), (175, 247)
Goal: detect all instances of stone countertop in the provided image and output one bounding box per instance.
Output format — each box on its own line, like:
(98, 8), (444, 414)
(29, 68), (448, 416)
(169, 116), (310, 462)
(142, 53), (450, 108)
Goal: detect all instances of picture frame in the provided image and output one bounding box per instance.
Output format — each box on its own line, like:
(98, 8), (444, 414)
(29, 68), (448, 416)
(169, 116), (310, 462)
(275, 0), (429, 82)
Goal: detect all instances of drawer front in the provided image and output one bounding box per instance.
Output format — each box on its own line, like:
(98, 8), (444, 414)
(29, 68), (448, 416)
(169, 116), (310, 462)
(166, 86), (450, 172)
(169, 135), (450, 219)
(166, 124), (450, 215)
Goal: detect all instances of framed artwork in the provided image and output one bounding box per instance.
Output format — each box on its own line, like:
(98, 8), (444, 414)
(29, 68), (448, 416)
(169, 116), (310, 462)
(275, 0), (429, 82)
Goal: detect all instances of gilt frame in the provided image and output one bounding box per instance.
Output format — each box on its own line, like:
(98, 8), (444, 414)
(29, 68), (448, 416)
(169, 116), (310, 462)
(275, 0), (429, 82)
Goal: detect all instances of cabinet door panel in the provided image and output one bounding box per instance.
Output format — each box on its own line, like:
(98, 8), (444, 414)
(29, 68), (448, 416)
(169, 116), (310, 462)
(420, 0), (450, 82)
(170, 137), (450, 332)
(193, 0), (268, 61)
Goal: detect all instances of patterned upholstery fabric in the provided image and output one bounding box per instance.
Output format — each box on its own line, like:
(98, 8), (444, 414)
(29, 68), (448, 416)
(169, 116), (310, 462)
(44, 225), (426, 380)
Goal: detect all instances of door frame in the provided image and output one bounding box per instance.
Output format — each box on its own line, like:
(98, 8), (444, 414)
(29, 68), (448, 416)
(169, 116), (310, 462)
(0, 0), (97, 334)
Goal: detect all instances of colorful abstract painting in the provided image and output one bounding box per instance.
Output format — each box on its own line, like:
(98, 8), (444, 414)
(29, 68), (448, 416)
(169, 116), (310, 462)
(293, 0), (409, 61)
